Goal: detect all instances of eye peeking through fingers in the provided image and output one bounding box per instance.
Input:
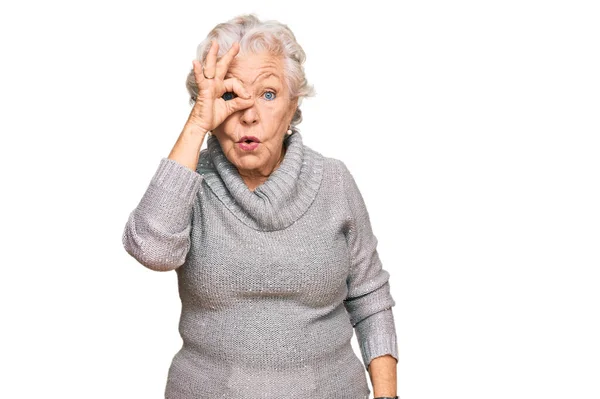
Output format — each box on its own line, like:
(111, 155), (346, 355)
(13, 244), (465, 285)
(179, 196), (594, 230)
(222, 92), (238, 101)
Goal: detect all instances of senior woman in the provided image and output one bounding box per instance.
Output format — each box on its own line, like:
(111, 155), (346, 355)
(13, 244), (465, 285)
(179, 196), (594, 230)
(122, 14), (399, 399)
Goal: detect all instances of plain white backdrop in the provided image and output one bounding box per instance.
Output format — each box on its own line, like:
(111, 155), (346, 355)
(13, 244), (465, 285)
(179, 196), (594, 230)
(0, 0), (598, 398)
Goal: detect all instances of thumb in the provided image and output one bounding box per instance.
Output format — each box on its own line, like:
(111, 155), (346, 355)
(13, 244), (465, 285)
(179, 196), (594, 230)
(225, 97), (254, 114)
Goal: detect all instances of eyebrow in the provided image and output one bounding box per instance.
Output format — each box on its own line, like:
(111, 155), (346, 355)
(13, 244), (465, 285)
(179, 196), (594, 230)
(226, 72), (279, 85)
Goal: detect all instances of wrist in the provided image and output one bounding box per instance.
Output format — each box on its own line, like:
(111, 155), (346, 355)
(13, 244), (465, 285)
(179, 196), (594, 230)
(182, 121), (208, 137)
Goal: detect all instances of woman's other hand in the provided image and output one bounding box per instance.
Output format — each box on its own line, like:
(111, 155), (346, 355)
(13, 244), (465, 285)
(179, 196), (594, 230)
(187, 40), (253, 133)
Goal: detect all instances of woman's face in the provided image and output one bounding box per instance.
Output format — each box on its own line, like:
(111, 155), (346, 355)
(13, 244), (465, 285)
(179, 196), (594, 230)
(212, 51), (298, 181)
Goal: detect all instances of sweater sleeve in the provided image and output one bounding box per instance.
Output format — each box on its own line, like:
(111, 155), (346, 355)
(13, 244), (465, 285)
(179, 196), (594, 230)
(339, 161), (399, 371)
(122, 157), (204, 272)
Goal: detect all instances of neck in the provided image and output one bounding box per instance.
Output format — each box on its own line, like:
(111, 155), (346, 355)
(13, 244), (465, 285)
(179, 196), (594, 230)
(238, 145), (287, 191)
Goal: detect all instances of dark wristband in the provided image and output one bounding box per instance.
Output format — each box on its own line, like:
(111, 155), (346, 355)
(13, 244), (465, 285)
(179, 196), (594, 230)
(374, 397), (398, 399)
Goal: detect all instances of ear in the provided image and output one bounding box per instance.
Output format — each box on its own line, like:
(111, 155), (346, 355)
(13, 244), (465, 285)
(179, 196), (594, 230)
(289, 96), (299, 109)
(288, 97), (299, 119)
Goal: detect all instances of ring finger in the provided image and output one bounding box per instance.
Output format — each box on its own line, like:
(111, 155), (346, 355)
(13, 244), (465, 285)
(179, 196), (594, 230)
(202, 40), (218, 79)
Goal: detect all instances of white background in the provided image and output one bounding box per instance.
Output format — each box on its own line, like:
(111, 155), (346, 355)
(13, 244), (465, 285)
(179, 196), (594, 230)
(1, 0), (598, 398)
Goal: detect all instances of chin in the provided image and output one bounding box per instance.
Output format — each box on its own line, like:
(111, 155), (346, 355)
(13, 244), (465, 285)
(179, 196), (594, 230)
(233, 156), (264, 171)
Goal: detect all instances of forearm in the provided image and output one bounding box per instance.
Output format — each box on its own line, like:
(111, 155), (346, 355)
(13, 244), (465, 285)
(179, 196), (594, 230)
(368, 354), (397, 398)
(168, 122), (207, 171)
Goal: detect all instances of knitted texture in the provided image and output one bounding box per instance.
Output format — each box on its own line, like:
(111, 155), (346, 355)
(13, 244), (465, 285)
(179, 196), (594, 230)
(122, 132), (398, 399)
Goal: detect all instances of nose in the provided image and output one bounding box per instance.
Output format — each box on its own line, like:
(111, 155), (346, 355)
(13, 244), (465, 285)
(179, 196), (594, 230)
(240, 102), (259, 126)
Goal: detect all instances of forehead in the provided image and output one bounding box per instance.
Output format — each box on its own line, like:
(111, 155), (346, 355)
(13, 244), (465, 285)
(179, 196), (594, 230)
(225, 52), (285, 84)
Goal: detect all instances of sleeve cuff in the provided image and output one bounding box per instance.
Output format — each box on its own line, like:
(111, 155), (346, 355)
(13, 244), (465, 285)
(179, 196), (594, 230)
(150, 157), (204, 204)
(354, 308), (399, 370)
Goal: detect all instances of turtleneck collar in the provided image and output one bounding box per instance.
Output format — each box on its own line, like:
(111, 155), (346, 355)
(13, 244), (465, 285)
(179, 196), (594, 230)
(196, 132), (324, 232)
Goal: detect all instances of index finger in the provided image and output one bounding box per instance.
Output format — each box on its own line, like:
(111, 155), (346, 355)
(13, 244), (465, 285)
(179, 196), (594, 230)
(215, 42), (241, 80)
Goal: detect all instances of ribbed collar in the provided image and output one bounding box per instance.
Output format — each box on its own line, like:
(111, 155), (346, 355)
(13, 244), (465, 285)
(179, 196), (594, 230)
(196, 132), (324, 231)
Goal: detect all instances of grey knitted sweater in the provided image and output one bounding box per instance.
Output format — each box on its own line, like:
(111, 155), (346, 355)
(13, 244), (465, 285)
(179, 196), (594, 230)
(122, 131), (398, 399)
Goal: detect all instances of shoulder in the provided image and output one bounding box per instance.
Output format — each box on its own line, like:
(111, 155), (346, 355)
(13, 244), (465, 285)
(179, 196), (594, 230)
(316, 152), (356, 191)
(299, 139), (361, 197)
(314, 151), (365, 213)
(301, 142), (351, 181)
(306, 149), (360, 211)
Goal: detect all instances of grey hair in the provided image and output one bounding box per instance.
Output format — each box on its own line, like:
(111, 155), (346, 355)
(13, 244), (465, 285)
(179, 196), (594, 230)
(186, 14), (315, 128)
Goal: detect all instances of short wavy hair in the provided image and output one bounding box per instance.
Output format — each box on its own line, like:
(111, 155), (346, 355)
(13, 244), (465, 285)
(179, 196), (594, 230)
(186, 14), (315, 128)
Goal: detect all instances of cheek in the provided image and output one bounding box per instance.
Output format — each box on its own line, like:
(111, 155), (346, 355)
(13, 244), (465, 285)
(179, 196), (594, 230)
(220, 114), (239, 130)
(263, 101), (293, 120)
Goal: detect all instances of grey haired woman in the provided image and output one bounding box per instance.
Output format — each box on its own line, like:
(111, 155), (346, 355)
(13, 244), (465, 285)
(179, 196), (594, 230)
(122, 14), (399, 399)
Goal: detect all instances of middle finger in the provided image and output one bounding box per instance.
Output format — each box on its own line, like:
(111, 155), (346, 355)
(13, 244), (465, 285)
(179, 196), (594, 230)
(215, 42), (241, 80)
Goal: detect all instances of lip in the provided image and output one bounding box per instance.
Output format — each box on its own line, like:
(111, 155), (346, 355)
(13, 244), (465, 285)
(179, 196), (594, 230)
(237, 136), (261, 151)
(237, 136), (261, 143)
(238, 142), (259, 151)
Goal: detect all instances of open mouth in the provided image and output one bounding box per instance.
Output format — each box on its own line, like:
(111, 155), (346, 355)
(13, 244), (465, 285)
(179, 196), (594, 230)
(237, 136), (261, 151)
(237, 136), (261, 144)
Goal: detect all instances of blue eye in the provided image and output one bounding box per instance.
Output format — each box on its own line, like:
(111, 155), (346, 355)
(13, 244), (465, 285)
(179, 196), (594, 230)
(222, 92), (237, 101)
(263, 91), (276, 101)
